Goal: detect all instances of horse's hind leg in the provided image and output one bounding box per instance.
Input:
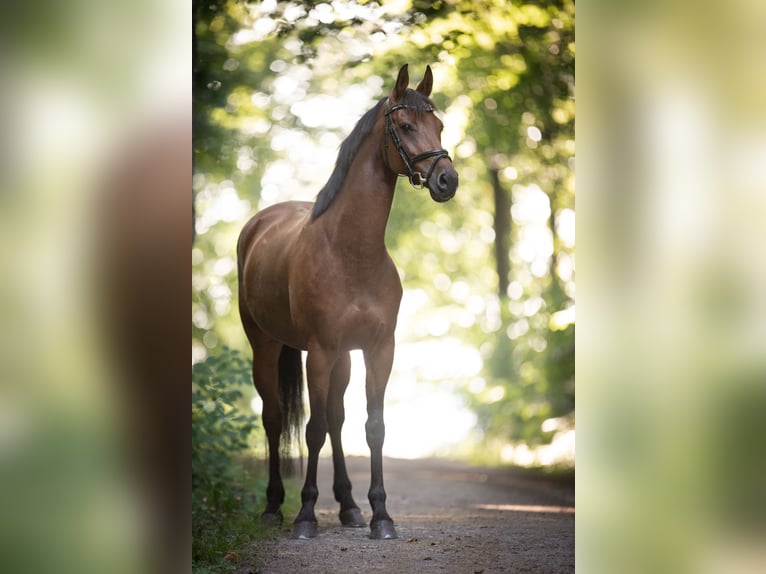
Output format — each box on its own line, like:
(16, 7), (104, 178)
(292, 345), (335, 538)
(327, 352), (365, 527)
(244, 325), (285, 525)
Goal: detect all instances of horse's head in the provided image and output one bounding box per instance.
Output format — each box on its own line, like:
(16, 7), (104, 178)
(383, 64), (459, 203)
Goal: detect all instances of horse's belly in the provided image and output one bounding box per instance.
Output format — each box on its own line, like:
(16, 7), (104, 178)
(241, 247), (308, 349)
(249, 300), (302, 346)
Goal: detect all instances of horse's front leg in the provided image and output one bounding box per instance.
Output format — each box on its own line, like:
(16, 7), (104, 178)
(363, 337), (398, 539)
(292, 346), (334, 539)
(328, 352), (366, 527)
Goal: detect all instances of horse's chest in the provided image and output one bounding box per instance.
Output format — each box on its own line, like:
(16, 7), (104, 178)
(329, 278), (399, 319)
(337, 300), (395, 348)
(300, 274), (401, 349)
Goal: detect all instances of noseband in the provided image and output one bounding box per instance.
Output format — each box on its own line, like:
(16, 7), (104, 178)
(384, 99), (452, 189)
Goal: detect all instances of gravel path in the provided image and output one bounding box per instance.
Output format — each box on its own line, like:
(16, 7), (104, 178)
(238, 456), (574, 573)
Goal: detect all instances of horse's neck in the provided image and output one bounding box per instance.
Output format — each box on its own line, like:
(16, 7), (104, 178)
(321, 132), (397, 257)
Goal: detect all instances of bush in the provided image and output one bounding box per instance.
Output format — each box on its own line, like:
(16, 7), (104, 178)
(192, 347), (262, 567)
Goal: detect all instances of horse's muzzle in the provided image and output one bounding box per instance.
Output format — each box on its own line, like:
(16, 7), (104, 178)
(429, 165), (459, 203)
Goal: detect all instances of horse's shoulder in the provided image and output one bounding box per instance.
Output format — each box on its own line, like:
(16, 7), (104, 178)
(252, 200), (312, 223)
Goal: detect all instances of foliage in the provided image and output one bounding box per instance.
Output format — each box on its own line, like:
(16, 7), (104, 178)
(192, 346), (264, 568)
(383, 0), (576, 456)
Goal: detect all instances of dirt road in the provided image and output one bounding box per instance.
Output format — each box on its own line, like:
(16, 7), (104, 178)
(238, 456), (574, 573)
(242, 457), (574, 574)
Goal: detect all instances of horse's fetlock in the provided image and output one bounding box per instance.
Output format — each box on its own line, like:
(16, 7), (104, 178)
(266, 481), (285, 503)
(368, 484), (387, 505)
(301, 485), (319, 505)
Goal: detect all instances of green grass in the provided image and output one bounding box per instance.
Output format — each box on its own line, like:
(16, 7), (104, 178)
(192, 460), (300, 574)
(192, 457), (302, 573)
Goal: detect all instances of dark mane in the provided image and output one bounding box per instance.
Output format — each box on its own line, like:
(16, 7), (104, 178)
(311, 97), (386, 220)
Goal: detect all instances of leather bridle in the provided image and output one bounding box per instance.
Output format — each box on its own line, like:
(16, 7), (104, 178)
(383, 99), (452, 190)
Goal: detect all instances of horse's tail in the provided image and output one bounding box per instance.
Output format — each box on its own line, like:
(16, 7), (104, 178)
(278, 345), (304, 473)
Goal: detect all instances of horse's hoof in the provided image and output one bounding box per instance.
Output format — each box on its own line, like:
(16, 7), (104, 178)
(260, 511), (283, 527)
(339, 508), (366, 527)
(292, 521), (318, 539)
(369, 519), (398, 539)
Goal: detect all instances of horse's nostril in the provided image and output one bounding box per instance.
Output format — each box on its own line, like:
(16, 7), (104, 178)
(438, 172), (448, 191)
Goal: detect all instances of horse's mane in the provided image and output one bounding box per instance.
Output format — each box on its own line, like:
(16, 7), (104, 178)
(311, 91), (435, 220)
(311, 97), (386, 220)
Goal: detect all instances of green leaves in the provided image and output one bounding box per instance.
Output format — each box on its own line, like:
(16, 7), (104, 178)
(192, 347), (256, 494)
(192, 347), (262, 566)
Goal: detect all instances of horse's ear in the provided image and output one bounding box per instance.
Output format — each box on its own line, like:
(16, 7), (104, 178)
(393, 63), (409, 100)
(416, 65), (433, 97)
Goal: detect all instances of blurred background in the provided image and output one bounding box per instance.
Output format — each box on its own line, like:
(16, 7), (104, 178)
(1, 1), (189, 573)
(578, 0), (766, 572)
(192, 0), (576, 466)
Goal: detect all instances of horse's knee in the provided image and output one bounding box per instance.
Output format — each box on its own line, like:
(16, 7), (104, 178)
(365, 416), (385, 449)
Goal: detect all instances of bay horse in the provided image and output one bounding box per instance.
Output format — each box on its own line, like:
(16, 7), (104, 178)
(237, 64), (459, 540)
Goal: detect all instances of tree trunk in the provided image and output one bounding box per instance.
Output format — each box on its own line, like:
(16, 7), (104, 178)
(490, 168), (511, 299)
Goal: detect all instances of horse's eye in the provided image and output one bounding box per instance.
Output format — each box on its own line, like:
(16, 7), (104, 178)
(401, 122), (413, 133)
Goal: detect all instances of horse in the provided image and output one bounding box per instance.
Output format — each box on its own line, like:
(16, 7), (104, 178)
(236, 63), (459, 540)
